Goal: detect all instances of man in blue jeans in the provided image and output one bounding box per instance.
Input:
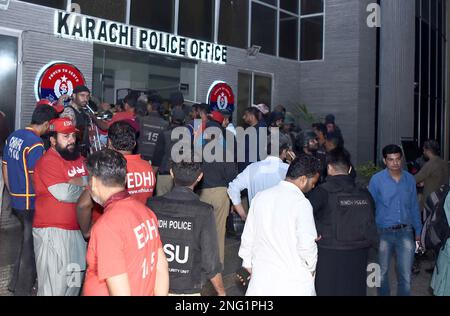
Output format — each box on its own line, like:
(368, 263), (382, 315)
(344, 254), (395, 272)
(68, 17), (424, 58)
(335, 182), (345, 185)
(369, 144), (422, 296)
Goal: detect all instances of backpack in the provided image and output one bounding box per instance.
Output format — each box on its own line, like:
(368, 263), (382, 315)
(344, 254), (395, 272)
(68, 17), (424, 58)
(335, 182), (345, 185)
(420, 184), (450, 253)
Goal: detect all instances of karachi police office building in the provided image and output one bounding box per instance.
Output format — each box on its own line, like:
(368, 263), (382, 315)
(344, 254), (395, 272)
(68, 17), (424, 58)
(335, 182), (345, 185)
(0, 0), (449, 166)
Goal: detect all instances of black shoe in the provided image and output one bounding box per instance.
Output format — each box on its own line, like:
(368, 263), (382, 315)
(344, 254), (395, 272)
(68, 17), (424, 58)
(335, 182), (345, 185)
(412, 262), (421, 275)
(425, 268), (434, 274)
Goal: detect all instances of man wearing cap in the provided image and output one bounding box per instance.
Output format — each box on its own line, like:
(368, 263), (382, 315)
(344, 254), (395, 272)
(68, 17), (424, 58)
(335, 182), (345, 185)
(36, 99), (65, 150)
(324, 114), (344, 147)
(137, 94), (168, 173)
(252, 104), (270, 127)
(60, 85), (92, 157)
(33, 118), (88, 296)
(170, 91), (191, 118)
(2, 105), (58, 296)
(156, 107), (187, 196)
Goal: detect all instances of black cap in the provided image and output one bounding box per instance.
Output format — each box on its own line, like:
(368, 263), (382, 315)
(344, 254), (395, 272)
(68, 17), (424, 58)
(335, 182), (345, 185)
(73, 85), (90, 94)
(220, 109), (232, 117)
(325, 114), (335, 124)
(171, 107), (186, 122)
(170, 92), (184, 106)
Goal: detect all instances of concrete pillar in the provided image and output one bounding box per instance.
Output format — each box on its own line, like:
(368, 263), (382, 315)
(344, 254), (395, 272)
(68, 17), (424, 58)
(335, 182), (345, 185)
(377, 0), (416, 157)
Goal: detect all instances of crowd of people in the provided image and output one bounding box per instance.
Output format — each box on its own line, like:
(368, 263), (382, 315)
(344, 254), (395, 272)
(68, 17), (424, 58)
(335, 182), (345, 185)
(1, 84), (450, 297)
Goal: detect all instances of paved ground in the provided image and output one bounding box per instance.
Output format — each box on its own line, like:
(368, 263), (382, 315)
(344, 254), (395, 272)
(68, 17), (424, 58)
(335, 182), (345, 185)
(0, 225), (434, 296)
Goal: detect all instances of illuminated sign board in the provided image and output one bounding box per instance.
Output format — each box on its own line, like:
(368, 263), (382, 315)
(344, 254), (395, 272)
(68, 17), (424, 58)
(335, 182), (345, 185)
(54, 11), (227, 65)
(207, 81), (235, 113)
(35, 61), (86, 102)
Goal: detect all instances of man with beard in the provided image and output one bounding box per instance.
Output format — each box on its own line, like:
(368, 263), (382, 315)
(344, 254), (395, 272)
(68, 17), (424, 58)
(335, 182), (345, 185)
(60, 85), (92, 157)
(33, 118), (88, 296)
(2, 105), (57, 296)
(296, 130), (326, 183)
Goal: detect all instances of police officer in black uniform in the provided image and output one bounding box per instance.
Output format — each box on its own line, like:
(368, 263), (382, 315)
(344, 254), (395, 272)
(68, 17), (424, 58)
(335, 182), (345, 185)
(148, 160), (226, 296)
(136, 95), (168, 173)
(308, 148), (378, 296)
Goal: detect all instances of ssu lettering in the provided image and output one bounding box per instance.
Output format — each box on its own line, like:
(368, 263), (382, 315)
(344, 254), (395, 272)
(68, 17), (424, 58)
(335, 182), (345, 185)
(163, 244), (189, 264)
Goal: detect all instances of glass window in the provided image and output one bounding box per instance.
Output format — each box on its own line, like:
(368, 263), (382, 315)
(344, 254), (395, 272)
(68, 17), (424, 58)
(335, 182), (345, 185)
(19, 0), (67, 9)
(178, 0), (214, 41)
(0, 35), (18, 132)
(130, 0), (174, 33)
(219, 0), (248, 49)
(280, 0), (299, 14)
(72, 0), (126, 22)
(421, 0), (430, 23)
(93, 45), (197, 105)
(279, 12), (298, 59)
(300, 16), (323, 61)
(301, 0), (324, 15)
(431, 0), (437, 29)
(254, 74), (272, 106)
(251, 2), (277, 55)
(237, 72), (252, 126)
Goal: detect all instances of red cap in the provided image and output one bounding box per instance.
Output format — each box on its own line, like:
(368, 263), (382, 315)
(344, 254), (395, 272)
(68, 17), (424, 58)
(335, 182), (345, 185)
(49, 118), (79, 134)
(36, 99), (65, 114)
(210, 111), (225, 124)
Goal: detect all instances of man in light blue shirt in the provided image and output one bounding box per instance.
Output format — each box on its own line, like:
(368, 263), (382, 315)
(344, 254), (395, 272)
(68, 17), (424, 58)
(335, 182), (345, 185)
(369, 144), (423, 296)
(228, 142), (291, 220)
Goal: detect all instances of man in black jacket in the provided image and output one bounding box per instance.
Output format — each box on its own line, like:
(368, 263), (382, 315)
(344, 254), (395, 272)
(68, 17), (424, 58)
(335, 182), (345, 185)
(148, 160), (226, 296)
(308, 148), (378, 296)
(136, 96), (168, 173)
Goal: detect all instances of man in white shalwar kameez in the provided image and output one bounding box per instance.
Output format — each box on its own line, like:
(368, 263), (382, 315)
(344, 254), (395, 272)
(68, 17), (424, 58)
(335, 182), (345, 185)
(239, 155), (321, 296)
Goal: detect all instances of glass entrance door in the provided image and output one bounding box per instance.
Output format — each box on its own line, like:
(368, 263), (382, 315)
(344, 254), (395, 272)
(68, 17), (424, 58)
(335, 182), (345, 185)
(0, 34), (18, 132)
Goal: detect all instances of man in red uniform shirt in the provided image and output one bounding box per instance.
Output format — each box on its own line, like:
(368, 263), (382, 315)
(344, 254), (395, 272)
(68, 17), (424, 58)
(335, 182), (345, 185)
(90, 94), (139, 132)
(109, 121), (156, 203)
(82, 149), (169, 296)
(33, 118), (88, 296)
(77, 121), (156, 238)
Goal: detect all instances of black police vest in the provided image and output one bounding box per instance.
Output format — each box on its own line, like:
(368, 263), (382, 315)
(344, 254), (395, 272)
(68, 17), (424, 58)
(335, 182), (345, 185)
(317, 181), (378, 250)
(158, 125), (184, 175)
(68, 106), (90, 154)
(137, 114), (169, 161)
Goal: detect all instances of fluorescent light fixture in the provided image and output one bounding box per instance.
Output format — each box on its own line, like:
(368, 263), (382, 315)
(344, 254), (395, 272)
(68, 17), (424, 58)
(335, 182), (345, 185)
(0, 54), (16, 72)
(0, 0), (10, 11)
